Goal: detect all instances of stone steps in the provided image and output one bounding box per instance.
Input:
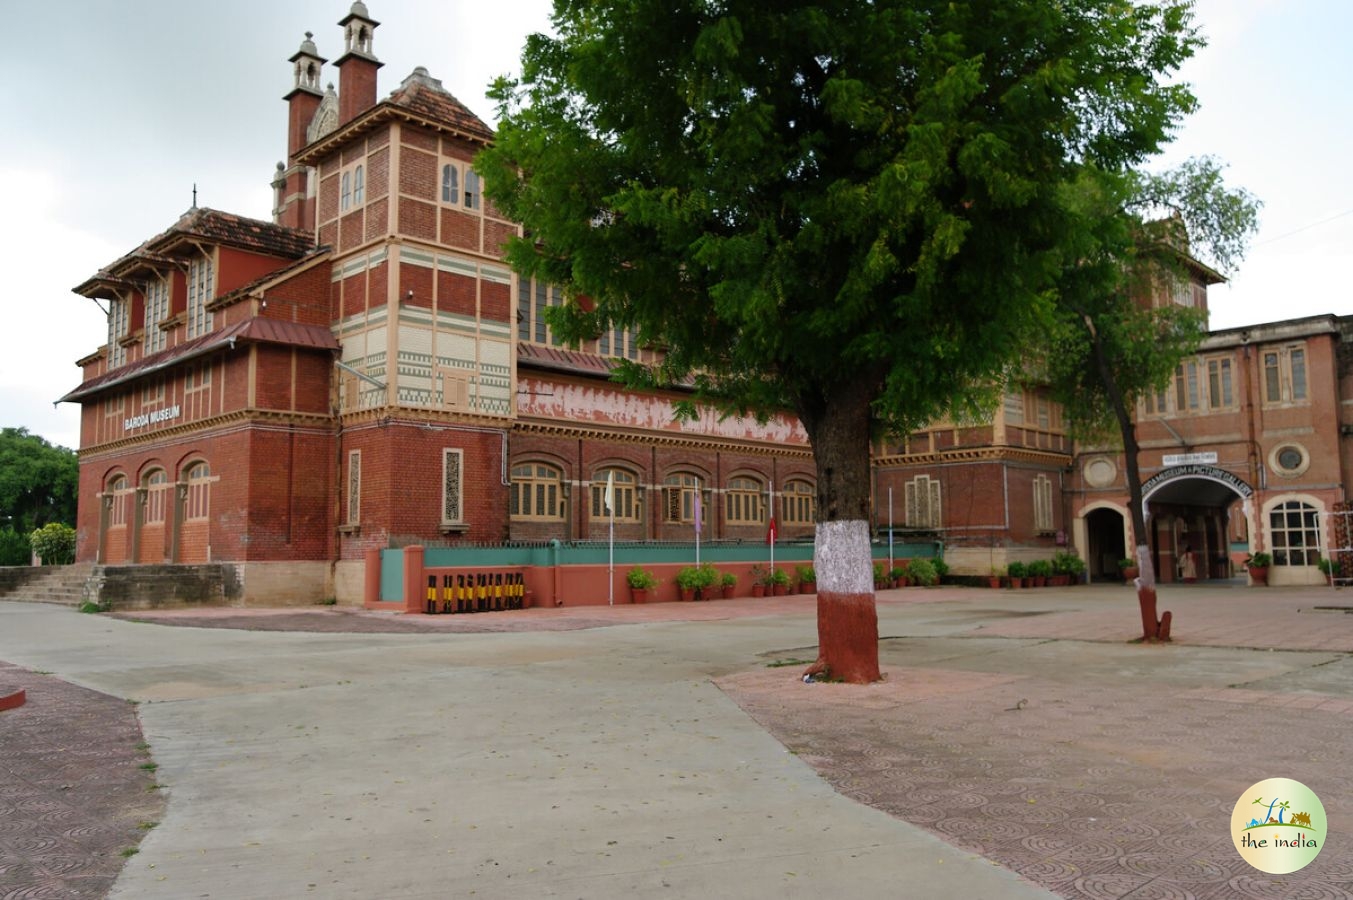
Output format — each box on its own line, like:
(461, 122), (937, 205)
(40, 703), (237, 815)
(0, 564), (94, 607)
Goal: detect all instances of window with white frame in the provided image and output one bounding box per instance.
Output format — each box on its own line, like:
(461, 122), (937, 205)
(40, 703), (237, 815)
(441, 164), (459, 204)
(340, 170), (352, 212)
(782, 479), (816, 525)
(144, 277), (169, 354)
(1269, 499), (1320, 567)
(1003, 391), (1024, 424)
(442, 449), (463, 525)
(1263, 345), (1308, 405)
(511, 463), (564, 521)
(108, 298), (129, 368)
(463, 168), (481, 210)
(904, 475), (941, 529)
(517, 276), (564, 345)
(186, 256), (214, 338)
(353, 164), (364, 205)
(724, 476), (764, 525)
(1033, 474), (1054, 532)
(1206, 355), (1234, 410)
(1174, 360), (1202, 413)
(346, 451), (361, 525)
(591, 468), (639, 521)
(185, 360), (211, 392)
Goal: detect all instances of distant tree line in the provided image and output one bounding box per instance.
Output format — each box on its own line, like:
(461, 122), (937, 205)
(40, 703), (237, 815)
(0, 428), (78, 566)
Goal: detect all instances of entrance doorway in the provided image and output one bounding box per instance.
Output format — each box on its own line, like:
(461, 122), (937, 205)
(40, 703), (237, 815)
(1085, 507), (1127, 583)
(1143, 468), (1252, 584)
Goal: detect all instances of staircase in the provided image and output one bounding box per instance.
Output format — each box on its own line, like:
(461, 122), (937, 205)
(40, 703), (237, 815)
(0, 564), (95, 607)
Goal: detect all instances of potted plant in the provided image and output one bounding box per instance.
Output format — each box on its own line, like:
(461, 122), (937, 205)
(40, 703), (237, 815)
(675, 565), (702, 601)
(988, 567), (1003, 590)
(1052, 551), (1085, 586)
(889, 565), (909, 588)
(932, 558), (950, 584)
(626, 567), (657, 603)
(907, 558), (938, 587)
(795, 564), (816, 594)
(1118, 558), (1139, 583)
(720, 570), (739, 599)
(872, 561), (888, 590)
(1317, 555), (1337, 586)
(1027, 559), (1052, 588)
(697, 563), (722, 600)
(749, 565), (767, 597)
(767, 566), (791, 596)
(1006, 561), (1026, 589)
(1245, 552), (1272, 586)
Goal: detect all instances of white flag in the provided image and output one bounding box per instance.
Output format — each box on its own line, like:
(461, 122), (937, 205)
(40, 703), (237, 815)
(604, 471), (615, 515)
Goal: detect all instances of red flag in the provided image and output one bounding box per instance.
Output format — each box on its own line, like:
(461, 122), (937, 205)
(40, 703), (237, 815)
(767, 517), (777, 544)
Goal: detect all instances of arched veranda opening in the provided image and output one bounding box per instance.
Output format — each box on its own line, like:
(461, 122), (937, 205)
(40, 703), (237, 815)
(1142, 471), (1252, 583)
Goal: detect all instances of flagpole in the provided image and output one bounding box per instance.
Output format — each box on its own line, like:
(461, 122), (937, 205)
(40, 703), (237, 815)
(768, 479), (775, 576)
(605, 472), (615, 606)
(694, 479), (701, 568)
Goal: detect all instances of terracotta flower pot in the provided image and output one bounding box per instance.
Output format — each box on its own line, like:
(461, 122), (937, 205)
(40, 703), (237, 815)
(630, 588), (648, 604)
(1248, 566), (1269, 586)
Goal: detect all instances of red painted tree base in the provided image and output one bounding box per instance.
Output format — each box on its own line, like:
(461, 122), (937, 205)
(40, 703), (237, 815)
(1137, 587), (1172, 642)
(803, 590), (881, 683)
(0, 686), (26, 712)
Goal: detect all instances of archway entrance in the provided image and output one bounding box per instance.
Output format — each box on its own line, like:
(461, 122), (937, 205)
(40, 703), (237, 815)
(1085, 507), (1127, 583)
(1142, 465), (1253, 584)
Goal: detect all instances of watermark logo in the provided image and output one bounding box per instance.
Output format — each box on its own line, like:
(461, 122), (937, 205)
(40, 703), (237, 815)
(1232, 778), (1326, 874)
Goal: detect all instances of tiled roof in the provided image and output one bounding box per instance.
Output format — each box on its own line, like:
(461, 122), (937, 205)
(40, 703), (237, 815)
(59, 318), (338, 403)
(76, 208), (315, 293)
(386, 68), (494, 142)
(516, 342), (619, 377)
(297, 67), (494, 164)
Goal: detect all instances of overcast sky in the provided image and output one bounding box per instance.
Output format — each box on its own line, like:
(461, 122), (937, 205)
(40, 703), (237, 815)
(2, 0), (1348, 451)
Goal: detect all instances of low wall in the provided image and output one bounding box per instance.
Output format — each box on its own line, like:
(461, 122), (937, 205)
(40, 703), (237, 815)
(0, 566), (47, 597)
(86, 564), (245, 610)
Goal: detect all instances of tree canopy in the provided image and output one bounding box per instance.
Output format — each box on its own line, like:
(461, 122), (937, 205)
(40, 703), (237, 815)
(0, 427), (78, 535)
(481, 0), (1209, 679)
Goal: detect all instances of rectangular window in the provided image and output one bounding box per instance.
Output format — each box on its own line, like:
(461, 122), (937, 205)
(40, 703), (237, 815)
(1174, 361), (1201, 413)
(185, 361), (212, 392)
(1207, 357), (1233, 409)
(142, 377), (165, 405)
(1033, 474), (1054, 532)
(1003, 392), (1024, 424)
(144, 277), (169, 354)
(187, 256), (214, 339)
(442, 449), (463, 524)
(346, 450), (361, 525)
(1263, 344), (1310, 405)
(109, 298), (129, 368)
(1141, 387), (1168, 417)
(904, 475), (941, 530)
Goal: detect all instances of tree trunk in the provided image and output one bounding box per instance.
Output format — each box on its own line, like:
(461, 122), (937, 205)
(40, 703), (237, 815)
(796, 375), (881, 683)
(1084, 314), (1170, 642)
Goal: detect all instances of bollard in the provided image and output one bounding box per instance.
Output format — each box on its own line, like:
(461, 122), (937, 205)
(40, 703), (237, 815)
(425, 575), (438, 615)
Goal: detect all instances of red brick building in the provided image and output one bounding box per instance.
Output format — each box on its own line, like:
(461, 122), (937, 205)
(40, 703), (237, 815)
(61, 3), (1352, 603)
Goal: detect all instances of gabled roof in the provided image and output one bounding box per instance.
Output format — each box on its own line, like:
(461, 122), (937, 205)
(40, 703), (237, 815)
(206, 246), (333, 311)
(59, 318), (339, 403)
(74, 208), (315, 297)
(296, 67), (493, 165)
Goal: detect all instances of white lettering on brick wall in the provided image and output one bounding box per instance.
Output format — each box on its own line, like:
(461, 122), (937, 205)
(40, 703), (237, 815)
(124, 405), (181, 431)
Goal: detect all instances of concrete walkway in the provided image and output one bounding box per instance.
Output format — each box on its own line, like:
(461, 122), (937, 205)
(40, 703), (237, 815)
(0, 596), (1051, 899)
(3, 582), (1351, 898)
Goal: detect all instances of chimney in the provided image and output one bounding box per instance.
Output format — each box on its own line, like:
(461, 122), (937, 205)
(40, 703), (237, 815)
(335, 1), (382, 125)
(276, 32), (328, 231)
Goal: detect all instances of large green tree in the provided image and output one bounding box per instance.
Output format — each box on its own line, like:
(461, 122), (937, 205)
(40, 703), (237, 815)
(1044, 158), (1259, 640)
(0, 427), (78, 535)
(481, 0), (1203, 682)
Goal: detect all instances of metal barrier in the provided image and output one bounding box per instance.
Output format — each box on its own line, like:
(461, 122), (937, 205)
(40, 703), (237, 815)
(425, 571), (527, 613)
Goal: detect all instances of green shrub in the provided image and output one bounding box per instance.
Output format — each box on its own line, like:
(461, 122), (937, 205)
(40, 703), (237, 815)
(1007, 561), (1027, 578)
(0, 528), (31, 566)
(907, 558), (938, 586)
(626, 567), (658, 589)
(29, 523), (75, 566)
(1027, 559), (1053, 577)
(932, 558), (950, 579)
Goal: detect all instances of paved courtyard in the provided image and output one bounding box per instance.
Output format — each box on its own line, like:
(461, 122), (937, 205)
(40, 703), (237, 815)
(2, 582), (1351, 898)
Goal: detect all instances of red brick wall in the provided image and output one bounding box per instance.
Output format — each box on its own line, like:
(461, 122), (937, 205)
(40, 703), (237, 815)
(400, 262), (433, 308)
(437, 270), (476, 317)
(399, 199), (437, 241)
(260, 263), (331, 327)
(399, 147), (437, 201)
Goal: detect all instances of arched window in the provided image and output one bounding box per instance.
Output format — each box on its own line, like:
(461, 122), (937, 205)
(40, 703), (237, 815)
(185, 462), (211, 521)
(510, 463), (563, 520)
(143, 470), (169, 525)
(1269, 500), (1320, 566)
(341, 171), (351, 211)
(782, 480), (816, 525)
(725, 476), (764, 525)
(591, 468), (639, 521)
(107, 475), (129, 527)
(441, 164), (459, 204)
(464, 168), (481, 210)
(662, 473), (707, 525)
(353, 164), (365, 205)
